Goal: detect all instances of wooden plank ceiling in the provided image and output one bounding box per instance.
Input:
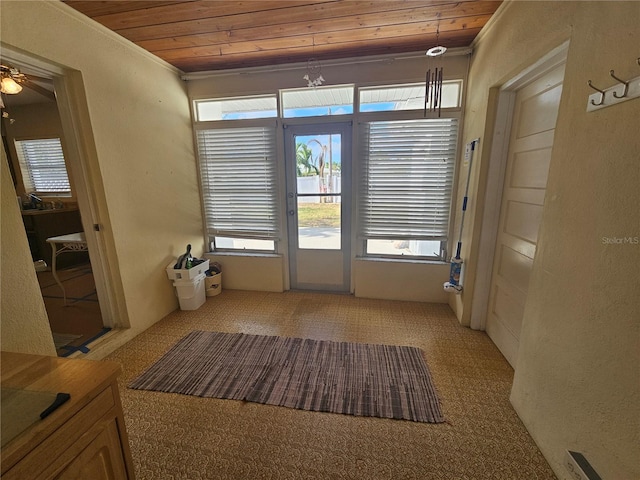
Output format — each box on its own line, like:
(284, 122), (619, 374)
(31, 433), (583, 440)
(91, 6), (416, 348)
(63, 0), (502, 73)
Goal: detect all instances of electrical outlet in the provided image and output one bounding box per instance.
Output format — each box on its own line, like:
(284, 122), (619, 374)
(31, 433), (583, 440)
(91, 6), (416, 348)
(565, 451), (602, 480)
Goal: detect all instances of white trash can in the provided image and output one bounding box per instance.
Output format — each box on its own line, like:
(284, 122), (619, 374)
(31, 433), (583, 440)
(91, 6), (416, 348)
(205, 273), (222, 297)
(173, 273), (206, 310)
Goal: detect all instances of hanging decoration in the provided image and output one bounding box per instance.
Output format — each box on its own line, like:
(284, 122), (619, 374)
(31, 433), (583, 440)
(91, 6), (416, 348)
(303, 58), (325, 88)
(303, 37), (325, 88)
(424, 25), (447, 117)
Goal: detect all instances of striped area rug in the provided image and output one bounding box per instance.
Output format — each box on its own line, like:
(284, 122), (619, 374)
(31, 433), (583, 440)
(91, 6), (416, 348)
(129, 331), (444, 423)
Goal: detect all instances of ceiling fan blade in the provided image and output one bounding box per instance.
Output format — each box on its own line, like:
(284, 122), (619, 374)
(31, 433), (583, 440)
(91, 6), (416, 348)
(24, 73), (53, 83)
(22, 78), (56, 101)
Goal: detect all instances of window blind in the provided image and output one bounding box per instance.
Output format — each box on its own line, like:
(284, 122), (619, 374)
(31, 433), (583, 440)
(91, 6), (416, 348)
(358, 118), (458, 240)
(15, 138), (71, 195)
(197, 126), (279, 240)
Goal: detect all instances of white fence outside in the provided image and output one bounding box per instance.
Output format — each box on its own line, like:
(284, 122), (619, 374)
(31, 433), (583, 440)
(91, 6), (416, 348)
(297, 175), (341, 203)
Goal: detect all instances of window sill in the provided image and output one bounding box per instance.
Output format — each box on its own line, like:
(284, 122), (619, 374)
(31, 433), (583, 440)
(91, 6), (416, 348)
(205, 251), (282, 259)
(355, 256), (447, 266)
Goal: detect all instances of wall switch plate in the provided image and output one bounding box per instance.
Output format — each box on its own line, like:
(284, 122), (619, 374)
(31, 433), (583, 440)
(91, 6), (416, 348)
(565, 451), (602, 480)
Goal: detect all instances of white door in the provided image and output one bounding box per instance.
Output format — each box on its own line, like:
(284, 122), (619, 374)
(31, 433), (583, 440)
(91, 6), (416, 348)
(284, 123), (351, 291)
(486, 63), (565, 367)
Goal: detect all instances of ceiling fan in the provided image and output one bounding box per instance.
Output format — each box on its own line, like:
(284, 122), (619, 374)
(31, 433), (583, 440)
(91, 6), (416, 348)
(1, 64), (56, 101)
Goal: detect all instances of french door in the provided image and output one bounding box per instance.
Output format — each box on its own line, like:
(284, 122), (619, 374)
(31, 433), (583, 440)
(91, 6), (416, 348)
(284, 123), (351, 291)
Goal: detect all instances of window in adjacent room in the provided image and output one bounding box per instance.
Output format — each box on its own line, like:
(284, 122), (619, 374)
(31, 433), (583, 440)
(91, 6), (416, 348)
(15, 137), (72, 196)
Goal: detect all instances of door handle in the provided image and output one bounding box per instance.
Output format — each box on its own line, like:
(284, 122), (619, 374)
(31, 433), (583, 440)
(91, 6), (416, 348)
(288, 210), (295, 216)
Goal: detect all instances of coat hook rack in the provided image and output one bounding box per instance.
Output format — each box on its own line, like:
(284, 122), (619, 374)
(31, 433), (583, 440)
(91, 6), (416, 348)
(587, 80), (605, 105)
(586, 58), (640, 112)
(609, 70), (629, 98)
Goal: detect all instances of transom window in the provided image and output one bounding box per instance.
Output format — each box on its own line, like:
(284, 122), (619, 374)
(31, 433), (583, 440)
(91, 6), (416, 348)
(359, 81), (462, 112)
(281, 85), (354, 118)
(195, 95), (277, 121)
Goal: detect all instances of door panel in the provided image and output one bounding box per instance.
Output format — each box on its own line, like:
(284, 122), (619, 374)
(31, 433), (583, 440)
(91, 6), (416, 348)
(511, 147), (553, 188)
(517, 83), (563, 137)
(486, 62), (565, 367)
(285, 123), (351, 291)
(296, 250), (344, 285)
(504, 202), (544, 243)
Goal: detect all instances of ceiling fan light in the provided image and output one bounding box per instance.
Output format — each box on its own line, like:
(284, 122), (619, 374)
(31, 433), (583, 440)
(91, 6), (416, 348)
(1, 76), (23, 94)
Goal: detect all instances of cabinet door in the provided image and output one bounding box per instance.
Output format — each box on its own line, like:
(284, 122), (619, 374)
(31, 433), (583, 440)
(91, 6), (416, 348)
(55, 420), (129, 480)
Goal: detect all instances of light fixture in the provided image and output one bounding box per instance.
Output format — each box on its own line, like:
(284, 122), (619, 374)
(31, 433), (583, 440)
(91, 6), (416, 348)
(0, 65), (25, 95)
(1, 76), (22, 94)
(424, 24), (446, 117)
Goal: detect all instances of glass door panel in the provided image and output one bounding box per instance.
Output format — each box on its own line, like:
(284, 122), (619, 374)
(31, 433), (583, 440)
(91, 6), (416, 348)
(285, 124), (351, 291)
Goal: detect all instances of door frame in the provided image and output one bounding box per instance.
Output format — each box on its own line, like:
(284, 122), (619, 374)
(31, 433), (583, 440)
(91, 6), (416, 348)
(284, 121), (352, 291)
(2, 45), (128, 329)
(470, 41), (569, 331)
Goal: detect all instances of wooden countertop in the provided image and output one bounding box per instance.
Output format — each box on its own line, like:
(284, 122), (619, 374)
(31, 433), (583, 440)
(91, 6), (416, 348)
(0, 352), (122, 474)
(21, 207), (78, 216)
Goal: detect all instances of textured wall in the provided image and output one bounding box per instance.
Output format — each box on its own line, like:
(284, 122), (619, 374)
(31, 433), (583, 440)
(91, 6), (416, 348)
(1, 1), (203, 338)
(456, 1), (640, 478)
(355, 259), (450, 303)
(1, 149), (56, 356)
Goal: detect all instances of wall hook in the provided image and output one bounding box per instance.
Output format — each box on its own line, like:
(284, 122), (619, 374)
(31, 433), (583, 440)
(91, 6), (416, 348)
(587, 80), (605, 106)
(609, 70), (629, 98)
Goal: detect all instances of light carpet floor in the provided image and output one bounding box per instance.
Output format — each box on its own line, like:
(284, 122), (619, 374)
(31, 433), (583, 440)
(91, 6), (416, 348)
(106, 290), (556, 480)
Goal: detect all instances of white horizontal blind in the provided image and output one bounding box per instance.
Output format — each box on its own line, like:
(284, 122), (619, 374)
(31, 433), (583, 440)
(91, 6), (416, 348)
(359, 118), (458, 240)
(15, 138), (71, 195)
(197, 126), (279, 240)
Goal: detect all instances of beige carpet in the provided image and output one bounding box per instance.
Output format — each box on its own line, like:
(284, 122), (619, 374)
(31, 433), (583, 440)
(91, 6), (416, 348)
(106, 290), (556, 480)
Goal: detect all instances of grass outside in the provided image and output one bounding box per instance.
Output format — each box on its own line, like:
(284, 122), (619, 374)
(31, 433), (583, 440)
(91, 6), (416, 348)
(297, 203), (340, 227)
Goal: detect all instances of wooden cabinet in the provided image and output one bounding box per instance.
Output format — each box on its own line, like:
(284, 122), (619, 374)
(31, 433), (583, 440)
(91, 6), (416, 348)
(56, 421), (128, 480)
(1, 352), (135, 480)
(21, 209), (89, 269)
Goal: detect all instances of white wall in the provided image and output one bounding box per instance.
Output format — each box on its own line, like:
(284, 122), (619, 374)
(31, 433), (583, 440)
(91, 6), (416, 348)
(205, 254), (284, 293)
(0, 1), (203, 345)
(354, 260), (449, 303)
(455, 2), (640, 478)
(1, 148), (56, 356)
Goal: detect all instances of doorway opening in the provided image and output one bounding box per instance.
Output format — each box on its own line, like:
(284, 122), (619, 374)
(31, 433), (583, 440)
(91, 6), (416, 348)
(1, 52), (115, 356)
